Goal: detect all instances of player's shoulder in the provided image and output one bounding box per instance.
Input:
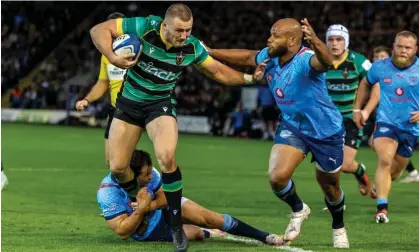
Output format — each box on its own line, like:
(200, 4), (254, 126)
(145, 15), (163, 26)
(297, 47), (315, 56)
(371, 57), (390, 69)
(348, 50), (367, 61)
(98, 174), (120, 192)
(185, 34), (203, 47)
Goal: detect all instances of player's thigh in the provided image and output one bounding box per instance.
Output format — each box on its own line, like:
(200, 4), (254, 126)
(104, 139), (110, 166)
(108, 117), (143, 169)
(146, 115), (178, 169)
(269, 144), (305, 183)
(373, 137), (398, 167)
(181, 199), (224, 228)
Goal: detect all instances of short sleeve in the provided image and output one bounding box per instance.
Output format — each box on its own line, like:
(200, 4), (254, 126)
(366, 61), (380, 86)
(97, 186), (129, 220)
(355, 53), (371, 79)
(116, 17), (148, 37)
(297, 49), (318, 76)
(195, 40), (212, 65)
(255, 47), (269, 65)
(147, 168), (162, 193)
(98, 56), (109, 80)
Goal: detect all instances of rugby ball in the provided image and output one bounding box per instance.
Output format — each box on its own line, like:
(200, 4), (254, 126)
(112, 34), (142, 57)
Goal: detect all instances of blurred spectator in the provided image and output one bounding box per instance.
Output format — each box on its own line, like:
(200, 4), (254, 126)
(2, 1), (418, 119)
(257, 86), (278, 140)
(230, 102), (251, 138)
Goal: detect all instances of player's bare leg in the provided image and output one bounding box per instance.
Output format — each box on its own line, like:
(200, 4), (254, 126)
(181, 199), (283, 245)
(373, 137), (398, 223)
(316, 168), (348, 248)
(341, 146), (370, 196)
(108, 118), (143, 195)
(268, 144), (309, 243)
(146, 116), (187, 251)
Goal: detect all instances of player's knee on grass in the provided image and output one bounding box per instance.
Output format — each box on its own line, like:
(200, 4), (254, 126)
(184, 225), (205, 241)
(155, 149), (176, 173)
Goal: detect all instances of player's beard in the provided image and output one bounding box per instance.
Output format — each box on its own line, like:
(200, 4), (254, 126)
(392, 55), (414, 68)
(268, 45), (287, 58)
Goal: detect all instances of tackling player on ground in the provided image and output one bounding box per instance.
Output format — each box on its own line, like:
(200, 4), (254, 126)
(90, 4), (266, 251)
(354, 31), (419, 223)
(324, 25), (372, 198)
(76, 12), (126, 166)
(207, 18), (349, 248)
(97, 149), (284, 246)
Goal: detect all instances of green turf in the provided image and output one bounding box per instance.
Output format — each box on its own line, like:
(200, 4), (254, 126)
(1, 123), (418, 252)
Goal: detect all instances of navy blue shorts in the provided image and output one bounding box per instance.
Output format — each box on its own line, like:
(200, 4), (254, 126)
(143, 210), (172, 242)
(373, 123), (418, 158)
(274, 123), (345, 173)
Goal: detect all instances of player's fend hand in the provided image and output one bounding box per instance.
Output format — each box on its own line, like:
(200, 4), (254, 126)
(253, 59), (270, 82)
(136, 187), (152, 211)
(109, 53), (139, 69)
(301, 18), (318, 47)
(352, 109), (366, 129)
(409, 111), (419, 123)
(75, 99), (89, 111)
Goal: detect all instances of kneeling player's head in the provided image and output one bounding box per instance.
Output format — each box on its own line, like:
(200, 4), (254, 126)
(162, 3), (193, 48)
(392, 30), (418, 68)
(267, 18), (303, 58)
(326, 24), (349, 57)
(106, 12), (126, 21)
(372, 46), (391, 62)
(130, 149), (153, 186)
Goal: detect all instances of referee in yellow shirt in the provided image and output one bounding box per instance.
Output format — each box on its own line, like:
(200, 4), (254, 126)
(76, 12), (126, 166)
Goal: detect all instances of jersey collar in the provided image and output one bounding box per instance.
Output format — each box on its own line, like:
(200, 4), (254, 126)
(332, 50), (349, 69)
(279, 45), (304, 67)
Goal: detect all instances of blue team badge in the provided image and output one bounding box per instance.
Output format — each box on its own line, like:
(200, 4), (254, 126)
(408, 76), (418, 86)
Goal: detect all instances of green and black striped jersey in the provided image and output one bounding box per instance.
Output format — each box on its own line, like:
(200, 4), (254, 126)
(326, 50), (371, 118)
(115, 15), (211, 103)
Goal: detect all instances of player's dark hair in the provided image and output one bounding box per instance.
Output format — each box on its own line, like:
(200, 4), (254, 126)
(129, 149), (152, 176)
(107, 12), (125, 21)
(165, 3), (192, 22)
(373, 45), (391, 56)
(395, 30), (417, 43)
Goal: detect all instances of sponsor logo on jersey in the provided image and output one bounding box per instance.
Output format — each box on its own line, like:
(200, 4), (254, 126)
(138, 61), (177, 81)
(383, 78), (392, 84)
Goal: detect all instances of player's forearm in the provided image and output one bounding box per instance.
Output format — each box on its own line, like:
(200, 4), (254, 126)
(311, 38), (333, 68)
(354, 80), (370, 110)
(209, 64), (255, 86)
(84, 80), (109, 103)
(148, 198), (167, 211)
(118, 208), (148, 239)
(90, 23), (116, 62)
(363, 84), (380, 114)
(210, 49), (257, 67)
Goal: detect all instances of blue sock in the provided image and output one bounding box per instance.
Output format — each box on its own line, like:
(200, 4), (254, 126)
(325, 188), (345, 229)
(273, 180), (303, 212)
(377, 198), (388, 211)
(220, 214), (269, 243)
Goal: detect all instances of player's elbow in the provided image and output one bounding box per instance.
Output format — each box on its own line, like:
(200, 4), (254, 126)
(117, 230), (132, 240)
(90, 24), (101, 40)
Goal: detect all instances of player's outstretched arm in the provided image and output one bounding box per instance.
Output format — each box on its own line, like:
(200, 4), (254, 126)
(205, 43), (259, 67)
(105, 188), (151, 239)
(90, 19), (137, 69)
(75, 80), (109, 111)
(301, 18), (333, 71)
(195, 58), (268, 86)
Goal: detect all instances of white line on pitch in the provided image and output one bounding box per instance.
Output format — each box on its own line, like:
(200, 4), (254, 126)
(224, 235), (314, 252)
